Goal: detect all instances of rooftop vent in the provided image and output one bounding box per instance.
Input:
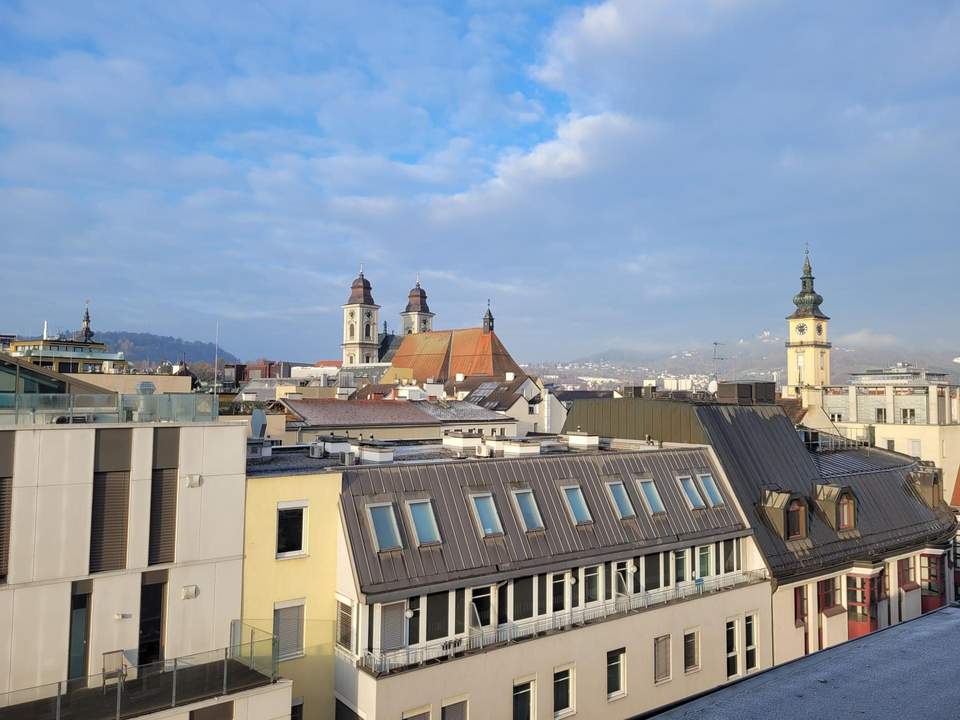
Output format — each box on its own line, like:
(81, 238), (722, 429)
(909, 466), (942, 509)
(565, 431), (600, 451)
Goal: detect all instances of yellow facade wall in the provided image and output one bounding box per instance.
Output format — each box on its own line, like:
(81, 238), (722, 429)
(242, 471), (345, 720)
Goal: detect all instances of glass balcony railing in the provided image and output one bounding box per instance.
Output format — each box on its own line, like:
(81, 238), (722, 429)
(0, 393), (218, 426)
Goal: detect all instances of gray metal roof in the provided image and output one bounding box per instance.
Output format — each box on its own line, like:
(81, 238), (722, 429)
(410, 399), (512, 423)
(695, 404), (955, 581)
(340, 448), (747, 602)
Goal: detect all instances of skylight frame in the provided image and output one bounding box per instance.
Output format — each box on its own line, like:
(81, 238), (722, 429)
(678, 476), (707, 510)
(470, 492), (505, 537)
(697, 473), (725, 508)
(406, 498), (442, 546)
(605, 480), (636, 520)
(637, 478), (667, 515)
(366, 502), (403, 552)
(511, 488), (545, 532)
(561, 484), (594, 526)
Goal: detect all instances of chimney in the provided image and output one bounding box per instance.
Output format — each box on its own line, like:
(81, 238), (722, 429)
(505, 371), (515, 382)
(455, 372), (465, 382)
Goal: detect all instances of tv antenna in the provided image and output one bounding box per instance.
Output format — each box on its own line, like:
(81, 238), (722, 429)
(712, 342), (726, 380)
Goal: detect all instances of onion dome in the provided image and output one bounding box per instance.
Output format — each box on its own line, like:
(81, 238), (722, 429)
(347, 270), (375, 305)
(788, 251), (829, 320)
(404, 280), (431, 314)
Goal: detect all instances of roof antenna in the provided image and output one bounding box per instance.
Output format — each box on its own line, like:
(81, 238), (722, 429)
(416, 271), (421, 287)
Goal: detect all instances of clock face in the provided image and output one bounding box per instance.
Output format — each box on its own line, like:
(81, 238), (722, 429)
(816, 323), (824, 336)
(796, 323), (808, 336)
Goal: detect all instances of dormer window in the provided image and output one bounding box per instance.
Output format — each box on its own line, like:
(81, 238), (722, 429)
(786, 499), (805, 540)
(838, 493), (855, 531)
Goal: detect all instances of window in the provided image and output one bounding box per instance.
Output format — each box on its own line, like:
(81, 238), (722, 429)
(654, 635), (671, 683)
(697, 546), (712, 578)
(364, 323), (372, 339)
(455, 589), (465, 633)
(90, 471), (131, 574)
(277, 502), (307, 557)
(829, 413), (843, 422)
(407, 500), (441, 545)
(898, 557), (915, 586)
(817, 577), (840, 611)
(698, 474), (724, 507)
(512, 489), (544, 532)
(638, 479), (666, 514)
(553, 667), (573, 717)
(513, 680), (534, 720)
(561, 486), (593, 525)
(674, 550), (687, 583)
(838, 494), (855, 530)
(336, 600), (353, 651)
(513, 576), (534, 620)
(886, 439), (895, 451)
(274, 602), (305, 660)
(470, 587), (491, 627)
(426, 591), (449, 641)
(723, 539), (736, 574)
(786, 499), (805, 540)
(614, 561), (630, 596)
(407, 597), (420, 644)
(644, 553), (661, 591)
(902, 408), (916, 425)
(679, 476), (706, 510)
(441, 700), (468, 720)
(367, 504), (403, 551)
(725, 620), (738, 678)
(584, 565), (600, 603)
(794, 586), (807, 626)
(606, 481), (636, 519)
(910, 438), (921, 456)
(876, 408), (887, 423)
(607, 648), (625, 697)
(291, 700), (304, 720)
(745, 614), (758, 671)
(470, 494), (504, 536)
(190, 702), (234, 720)
(683, 630), (700, 672)
(920, 555), (943, 596)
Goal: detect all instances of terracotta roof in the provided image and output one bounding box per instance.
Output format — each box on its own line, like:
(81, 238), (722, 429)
(381, 327), (523, 384)
(281, 398), (437, 427)
(350, 384), (396, 400)
(776, 398), (807, 425)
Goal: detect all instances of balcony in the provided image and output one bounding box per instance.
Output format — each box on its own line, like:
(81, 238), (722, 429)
(0, 393), (218, 427)
(358, 569), (768, 676)
(0, 630), (276, 720)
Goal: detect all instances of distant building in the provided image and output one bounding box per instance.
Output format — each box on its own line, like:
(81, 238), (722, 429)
(781, 251), (831, 401)
(449, 373), (568, 434)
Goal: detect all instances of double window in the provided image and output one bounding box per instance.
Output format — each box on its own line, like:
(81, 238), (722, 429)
(898, 556), (916, 585)
(470, 493), (504, 537)
(277, 501), (308, 557)
(562, 485), (593, 525)
(817, 577), (841, 611)
(512, 489), (544, 532)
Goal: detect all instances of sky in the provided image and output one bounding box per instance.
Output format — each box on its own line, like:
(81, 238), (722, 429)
(1, 0), (958, 363)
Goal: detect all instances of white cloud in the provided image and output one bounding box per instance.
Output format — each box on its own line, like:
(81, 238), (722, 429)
(834, 329), (899, 348)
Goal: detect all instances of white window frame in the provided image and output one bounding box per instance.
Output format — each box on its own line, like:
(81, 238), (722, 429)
(605, 480), (636, 520)
(697, 473), (724, 508)
(274, 598), (306, 661)
(636, 478), (666, 515)
(606, 647), (626, 700)
(511, 488), (545, 532)
(469, 492), (504, 537)
(552, 664), (575, 719)
(678, 476), (706, 510)
(744, 613), (758, 673)
(276, 500), (309, 559)
(513, 675), (537, 720)
(697, 545), (712, 578)
(582, 565), (601, 605)
(405, 499), (441, 546)
(402, 705), (432, 720)
(560, 484), (593, 525)
(441, 696), (470, 720)
(682, 628), (701, 674)
(366, 502), (403, 552)
(725, 619), (740, 679)
(653, 634), (672, 684)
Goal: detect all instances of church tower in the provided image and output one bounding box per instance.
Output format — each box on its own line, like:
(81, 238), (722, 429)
(342, 269), (380, 366)
(400, 276), (435, 334)
(783, 250), (831, 399)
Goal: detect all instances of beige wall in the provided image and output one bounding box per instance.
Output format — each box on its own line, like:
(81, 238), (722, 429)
(65, 373), (193, 395)
(339, 580), (772, 720)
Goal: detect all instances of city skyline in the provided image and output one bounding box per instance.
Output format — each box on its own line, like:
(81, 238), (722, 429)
(2, 1), (958, 361)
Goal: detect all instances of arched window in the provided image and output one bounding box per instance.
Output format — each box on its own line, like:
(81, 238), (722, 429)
(839, 494), (855, 530)
(348, 323), (355, 339)
(364, 323), (372, 339)
(786, 499), (805, 540)
(348, 354), (355, 365)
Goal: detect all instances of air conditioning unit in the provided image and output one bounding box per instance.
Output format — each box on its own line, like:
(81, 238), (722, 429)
(308, 443), (325, 459)
(339, 451), (356, 466)
(475, 444), (493, 458)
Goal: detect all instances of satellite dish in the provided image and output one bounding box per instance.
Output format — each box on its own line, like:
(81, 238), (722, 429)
(708, 380), (719, 394)
(251, 408), (267, 439)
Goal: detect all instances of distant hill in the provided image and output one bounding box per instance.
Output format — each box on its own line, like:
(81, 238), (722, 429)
(90, 331), (239, 366)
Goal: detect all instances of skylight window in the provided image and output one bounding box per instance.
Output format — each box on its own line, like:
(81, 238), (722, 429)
(638, 479), (666, 515)
(407, 499), (441, 545)
(470, 493), (504, 536)
(698, 474), (724, 508)
(606, 481), (636, 519)
(562, 485), (593, 525)
(679, 476), (706, 510)
(367, 504), (403, 551)
(512, 489), (545, 532)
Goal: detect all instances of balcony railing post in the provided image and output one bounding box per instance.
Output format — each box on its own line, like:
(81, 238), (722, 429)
(171, 658), (177, 707)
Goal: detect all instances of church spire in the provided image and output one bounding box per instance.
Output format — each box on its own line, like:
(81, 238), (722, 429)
(80, 300), (95, 343)
(788, 248), (828, 320)
(482, 299), (494, 334)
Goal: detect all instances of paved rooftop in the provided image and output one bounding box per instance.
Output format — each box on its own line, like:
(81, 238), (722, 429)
(653, 606), (960, 720)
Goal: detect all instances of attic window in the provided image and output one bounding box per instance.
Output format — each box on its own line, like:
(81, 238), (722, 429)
(406, 499), (441, 546)
(470, 493), (504, 537)
(786, 499), (806, 540)
(367, 503), (403, 552)
(679, 476), (706, 510)
(838, 493), (855, 531)
(512, 489), (544, 532)
(606, 480), (636, 520)
(698, 474), (724, 508)
(562, 485), (593, 525)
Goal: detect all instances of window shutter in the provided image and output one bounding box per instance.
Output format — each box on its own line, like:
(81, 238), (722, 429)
(654, 635), (670, 682)
(380, 602), (405, 651)
(274, 604), (304, 659)
(0, 476), (10, 582)
(336, 601), (353, 650)
(148, 468), (177, 565)
(89, 471), (130, 573)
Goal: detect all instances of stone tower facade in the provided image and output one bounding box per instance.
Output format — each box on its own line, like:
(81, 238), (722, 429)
(783, 251), (831, 399)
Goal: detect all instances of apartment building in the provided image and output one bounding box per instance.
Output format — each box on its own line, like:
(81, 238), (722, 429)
(0, 389), (291, 719)
(332, 443), (773, 719)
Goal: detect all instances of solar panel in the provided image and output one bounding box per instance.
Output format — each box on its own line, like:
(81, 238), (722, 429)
(468, 382), (500, 401)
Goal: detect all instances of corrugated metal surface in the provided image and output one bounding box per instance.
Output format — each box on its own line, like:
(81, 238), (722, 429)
(341, 449), (745, 600)
(94, 428), (132, 473)
(563, 397), (709, 445)
(284, 399), (438, 427)
(89, 471), (130, 573)
(695, 404), (956, 581)
(0, 476), (10, 581)
(0, 432), (13, 477)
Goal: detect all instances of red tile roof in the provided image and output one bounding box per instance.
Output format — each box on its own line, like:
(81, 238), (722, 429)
(383, 327), (523, 384)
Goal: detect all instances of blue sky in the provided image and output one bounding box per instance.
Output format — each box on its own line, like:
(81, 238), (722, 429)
(1, 0), (958, 362)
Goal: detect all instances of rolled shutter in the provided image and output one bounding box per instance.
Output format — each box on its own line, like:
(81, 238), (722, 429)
(274, 604), (304, 659)
(148, 468), (177, 565)
(0, 476), (10, 582)
(336, 601), (353, 650)
(380, 602), (405, 651)
(654, 635), (670, 681)
(89, 471), (130, 573)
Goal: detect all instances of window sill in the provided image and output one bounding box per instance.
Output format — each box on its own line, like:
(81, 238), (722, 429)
(607, 692), (626, 703)
(684, 666), (702, 676)
(554, 709), (576, 720)
(276, 551), (309, 561)
(822, 604), (846, 618)
(654, 677), (672, 686)
(278, 652), (305, 663)
(901, 582), (920, 593)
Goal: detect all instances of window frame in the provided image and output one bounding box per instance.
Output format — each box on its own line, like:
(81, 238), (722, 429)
(682, 628), (700, 674)
(725, 619), (739, 679)
(786, 498), (805, 540)
(637, 478), (666, 515)
(744, 613), (758, 672)
(335, 599), (354, 653)
(606, 647), (626, 699)
(605, 480), (636, 520)
(560, 484), (593, 526)
(512, 677), (536, 720)
(697, 473), (724, 508)
(469, 492), (505, 538)
(552, 665), (575, 719)
(653, 634), (672, 684)
(276, 501), (309, 559)
(405, 498), (442, 547)
(366, 502), (404, 552)
(583, 565), (601, 604)
(511, 488), (545, 532)
(678, 476), (706, 510)
(273, 599), (306, 661)
(838, 493), (855, 531)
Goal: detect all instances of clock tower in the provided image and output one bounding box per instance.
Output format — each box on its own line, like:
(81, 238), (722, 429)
(783, 250), (831, 399)
(400, 276), (435, 335)
(342, 268), (381, 366)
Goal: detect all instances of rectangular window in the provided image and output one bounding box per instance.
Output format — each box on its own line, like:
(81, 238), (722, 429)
(674, 550), (687, 583)
(470, 494), (504, 536)
(794, 586), (807, 625)
(455, 588), (465, 633)
(654, 635), (671, 683)
(148, 469), (177, 566)
(553, 667), (572, 716)
(683, 630), (699, 672)
(513, 680), (534, 720)
(552, 573), (566, 612)
(537, 574), (547, 615)
(274, 602), (305, 660)
(607, 648), (625, 697)
(817, 578), (840, 611)
(698, 474), (724, 507)
(441, 700), (468, 720)
(367, 504), (403, 551)
(638, 479), (666, 514)
(898, 557), (915, 585)
(902, 409), (916, 425)
(277, 504), (307, 556)
(498, 583), (509, 624)
(920, 555), (943, 595)
(562, 486), (593, 525)
(584, 566), (600, 603)
(513, 576), (534, 620)
(426, 591), (449, 641)
(679, 476), (706, 510)
(0, 475), (10, 583)
(644, 553), (661, 591)
(512, 489), (544, 532)
(407, 499), (441, 545)
(725, 620), (738, 678)
(470, 587), (491, 627)
(745, 614), (758, 671)
(407, 597), (421, 644)
(723, 539), (735, 574)
(605, 563), (613, 600)
(876, 408), (887, 423)
(336, 600), (353, 651)
(90, 471), (130, 574)
(606, 481), (636, 519)
(697, 546), (711, 578)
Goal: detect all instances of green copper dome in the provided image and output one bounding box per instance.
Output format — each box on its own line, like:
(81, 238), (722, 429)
(788, 251), (829, 320)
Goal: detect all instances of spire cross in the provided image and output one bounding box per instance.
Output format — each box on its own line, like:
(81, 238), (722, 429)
(359, 262), (364, 275)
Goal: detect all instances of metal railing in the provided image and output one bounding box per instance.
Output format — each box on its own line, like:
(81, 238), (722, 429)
(0, 635), (277, 720)
(0, 393), (217, 426)
(360, 569), (768, 675)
